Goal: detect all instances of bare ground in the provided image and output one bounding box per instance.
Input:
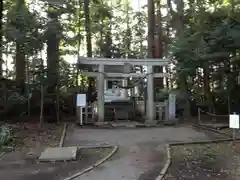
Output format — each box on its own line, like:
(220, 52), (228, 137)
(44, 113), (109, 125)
(164, 141), (240, 180)
(0, 147), (113, 180)
(0, 121), (113, 180)
(11, 122), (63, 151)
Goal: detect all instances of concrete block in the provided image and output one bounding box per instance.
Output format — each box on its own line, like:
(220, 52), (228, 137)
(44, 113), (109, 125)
(39, 147), (78, 161)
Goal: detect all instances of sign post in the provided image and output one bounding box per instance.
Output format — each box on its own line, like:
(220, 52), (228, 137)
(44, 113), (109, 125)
(229, 112), (239, 140)
(76, 94), (86, 125)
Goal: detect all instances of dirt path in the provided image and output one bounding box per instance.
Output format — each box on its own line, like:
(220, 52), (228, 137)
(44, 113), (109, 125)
(64, 125), (209, 180)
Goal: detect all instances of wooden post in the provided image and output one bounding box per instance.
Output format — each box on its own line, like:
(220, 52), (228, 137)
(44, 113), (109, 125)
(27, 91), (31, 116)
(84, 104), (88, 123)
(56, 86), (60, 124)
(78, 106), (83, 125)
(233, 112), (237, 140)
(39, 84), (44, 128)
(212, 107), (216, 122)
(198, 108), (201, 124)
(164, 100), (168, 122)
(91, 103), (94, 120)
(228, 95), (231, 114)
(158, 106), (163, 121)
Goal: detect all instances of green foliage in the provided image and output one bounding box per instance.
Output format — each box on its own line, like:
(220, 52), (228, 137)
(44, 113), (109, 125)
(169, 0), (240, 111)
(7, 91), (30, 105)
(3, 0), (240, 115)
(4, 1), (44, 55)
(0, 125), (11, 147)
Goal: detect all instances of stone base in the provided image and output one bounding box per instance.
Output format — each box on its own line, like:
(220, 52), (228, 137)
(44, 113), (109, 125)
(94, 121), (161, 128)
(164, 121), (176, 125)
(39, 147), (78, 161)
(164, 118), (179, 126)
(144, 120), (158, 126)
(94, 122), (109, 126)
(110, 121), (145, 128)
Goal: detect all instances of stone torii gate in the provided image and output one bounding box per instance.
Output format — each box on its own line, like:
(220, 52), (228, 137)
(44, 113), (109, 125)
(78, 57), (169, 124)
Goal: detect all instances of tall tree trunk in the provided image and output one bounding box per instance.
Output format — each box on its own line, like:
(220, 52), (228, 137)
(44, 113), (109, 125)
(46, 8), (60, 123)
(147, 0), (155, 59)
(84, 0), (94, 95)
(76, 0), (82, 87)
(165, 65), (170, 88)
(175, 0), (184, 36)
(47, 9), (59, 93)
(125, 0), (131, 58)
(165, 5), (171, 89)
(15, 43), (25, 92)
(100, 14), (104, 56)
(168, 0), (190, 117)
(15, 0), (26, 93)
(154, 0), (164, 90)
(146, 0), (155, 116)
(177, 0), (190, 117)
(0, 0), (3, 77)
(104, 32), (112, 58)
(203, 63), (211, 111)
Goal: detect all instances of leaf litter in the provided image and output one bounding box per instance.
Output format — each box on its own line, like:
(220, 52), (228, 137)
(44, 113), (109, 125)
(165, 142), (240, 180)
(0, 122), (114, 180)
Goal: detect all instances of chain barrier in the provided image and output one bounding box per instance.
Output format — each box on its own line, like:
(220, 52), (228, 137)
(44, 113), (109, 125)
(198, 108), (229, 117)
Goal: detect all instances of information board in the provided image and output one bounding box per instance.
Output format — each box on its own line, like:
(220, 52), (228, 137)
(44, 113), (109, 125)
(229, 114), (239, 129)
(76, 94), (86, 107)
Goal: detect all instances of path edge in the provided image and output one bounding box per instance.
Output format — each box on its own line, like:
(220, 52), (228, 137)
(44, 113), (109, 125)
(63, 145), (119, 180)
(0, 152), (5, 158)
(155, 144), (171, 180)
(59, 123), (68, 147)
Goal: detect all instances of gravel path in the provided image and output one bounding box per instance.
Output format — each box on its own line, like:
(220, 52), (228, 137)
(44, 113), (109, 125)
(64, 125), (209, 180)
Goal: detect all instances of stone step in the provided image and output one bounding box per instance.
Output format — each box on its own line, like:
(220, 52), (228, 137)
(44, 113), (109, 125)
(39, 147), (78, 162)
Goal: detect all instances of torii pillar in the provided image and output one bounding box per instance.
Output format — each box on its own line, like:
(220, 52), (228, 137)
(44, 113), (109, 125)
(146, 65), (156, 122)
(97, 64), (105, 123)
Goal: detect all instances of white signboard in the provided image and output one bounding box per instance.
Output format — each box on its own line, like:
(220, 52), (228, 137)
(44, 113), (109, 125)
(229, 114), (239, 129)
(76, 94), (86, 107)
(168, 93), (176, 120)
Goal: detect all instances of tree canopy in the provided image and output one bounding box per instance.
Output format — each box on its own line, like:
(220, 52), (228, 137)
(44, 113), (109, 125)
(1, 0), (240, 117)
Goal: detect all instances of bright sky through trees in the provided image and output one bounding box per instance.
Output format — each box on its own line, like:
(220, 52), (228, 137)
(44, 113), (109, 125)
(3, 0), (149, 75)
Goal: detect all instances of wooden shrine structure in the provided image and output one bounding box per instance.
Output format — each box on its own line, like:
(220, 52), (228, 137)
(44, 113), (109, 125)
(78, 57), (169, 124)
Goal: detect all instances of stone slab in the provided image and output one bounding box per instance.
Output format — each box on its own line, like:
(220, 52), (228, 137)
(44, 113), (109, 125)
(94, 122), (109, 126)
(39, 147), (78, 161)
(110, 121), (145, 128)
